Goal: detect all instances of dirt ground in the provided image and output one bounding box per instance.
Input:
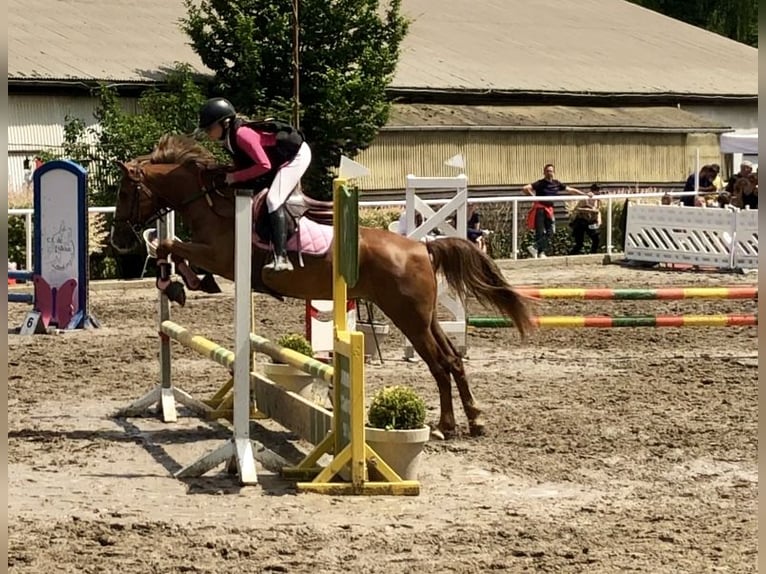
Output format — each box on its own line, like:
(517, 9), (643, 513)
(8, 259), (758, 573)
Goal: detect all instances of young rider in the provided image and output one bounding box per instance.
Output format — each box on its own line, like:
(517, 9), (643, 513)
(197, 97), (311, 272)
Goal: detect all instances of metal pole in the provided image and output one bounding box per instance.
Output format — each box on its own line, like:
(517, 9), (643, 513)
(292, 0), (300, 130)
(606, 197), (613, 257)
(511, 201), (518, 260)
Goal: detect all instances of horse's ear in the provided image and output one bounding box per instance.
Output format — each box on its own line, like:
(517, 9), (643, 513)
(113, 160), (129, 175)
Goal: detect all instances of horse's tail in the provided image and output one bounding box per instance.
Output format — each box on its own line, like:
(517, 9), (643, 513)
(425, 237), (536, 338)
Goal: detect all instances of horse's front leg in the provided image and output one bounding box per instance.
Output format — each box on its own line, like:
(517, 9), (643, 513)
(168, 254), (221, 294)
(155, 239), (233, 306)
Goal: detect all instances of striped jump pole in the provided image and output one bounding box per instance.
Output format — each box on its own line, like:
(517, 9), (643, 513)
(250, 333), (334, 382)
(468, 314), (758, 329)
(158, 320), (335, 448)
(515, 286), (757, 300)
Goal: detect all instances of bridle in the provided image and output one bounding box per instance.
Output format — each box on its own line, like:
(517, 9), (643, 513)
(112, 162), (225, 244)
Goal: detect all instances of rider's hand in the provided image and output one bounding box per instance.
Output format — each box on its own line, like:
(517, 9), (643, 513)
(225, 173), (236, 185)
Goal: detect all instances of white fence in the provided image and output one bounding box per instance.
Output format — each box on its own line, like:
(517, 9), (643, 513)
(403, 174), (468, 360)
(625, 204), (758, 270)
(7, 190), (752, 271)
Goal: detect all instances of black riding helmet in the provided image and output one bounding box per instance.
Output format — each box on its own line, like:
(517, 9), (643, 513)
(198, 97), (236, 130)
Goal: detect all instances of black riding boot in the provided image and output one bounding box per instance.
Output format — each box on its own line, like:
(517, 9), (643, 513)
(265, 207), (294, 272)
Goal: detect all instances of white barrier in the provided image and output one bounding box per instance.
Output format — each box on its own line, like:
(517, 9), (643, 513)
(731, 208), (758, 270)
(625, 204), (758, 270)
(306, 299), (356, 358)
(403, 174), (468, 359)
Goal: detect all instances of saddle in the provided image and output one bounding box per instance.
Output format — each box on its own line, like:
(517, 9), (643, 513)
(252, 187), (335, 263)
(202, 167), (336, 262)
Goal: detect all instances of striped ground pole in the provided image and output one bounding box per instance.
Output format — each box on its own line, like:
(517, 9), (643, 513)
(160, 320), (334, 382)
(467, 314), (758, 329)
(515, 287), (757, 300)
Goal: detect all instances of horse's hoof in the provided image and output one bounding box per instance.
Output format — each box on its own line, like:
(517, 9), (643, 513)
(199, 273), (222, 294)
(430, 428), (446, 441)
(430, 424), (457, 440)
(166, 282), (187, 307)
(469, 421), (486, 437)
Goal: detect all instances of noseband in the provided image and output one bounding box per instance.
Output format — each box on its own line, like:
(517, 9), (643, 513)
(113, 162), (218, 241)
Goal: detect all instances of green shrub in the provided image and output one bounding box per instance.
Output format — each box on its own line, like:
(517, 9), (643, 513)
(8, 216), (27, 270)
(367, 385), (426, 430)
(359, 207), (402, 230)
(276, 333), (315, 359)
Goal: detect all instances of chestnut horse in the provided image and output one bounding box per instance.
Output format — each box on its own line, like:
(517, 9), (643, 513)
(109, 134), (534, 438)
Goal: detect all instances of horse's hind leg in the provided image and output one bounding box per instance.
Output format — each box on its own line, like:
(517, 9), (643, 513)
(377, 301), (458, 438)
(430, 318), (485, 436)
(404, 328), (459, 438)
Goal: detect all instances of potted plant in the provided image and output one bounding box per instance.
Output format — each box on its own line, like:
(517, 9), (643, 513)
(365, 385), (430, 481)
(260, 333), (319, 400)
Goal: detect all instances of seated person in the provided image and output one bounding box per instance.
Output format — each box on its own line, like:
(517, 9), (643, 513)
(396, 211), (423, 235)
(466, 208), (489, 253)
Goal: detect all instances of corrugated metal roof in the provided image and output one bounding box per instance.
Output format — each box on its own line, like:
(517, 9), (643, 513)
(8, 0), (757, 95)
(386, 104), (731, 131)
(393, 0), (757, 95)
(8, 0), (209, 82)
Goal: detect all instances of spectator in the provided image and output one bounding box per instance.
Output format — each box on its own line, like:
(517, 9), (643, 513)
(716, 191), (732, 209)
(396, 211), (423, 235)
(681, 165), (716, 207)
(726, 161), (758, 210)
(735, 175), (758, 210)
(568, 183), (602, 255)
(709, 163), (723, 191)
(466, 206), (489, 253)
(522, 164), (588, 258)
(725, 160), (754, 194)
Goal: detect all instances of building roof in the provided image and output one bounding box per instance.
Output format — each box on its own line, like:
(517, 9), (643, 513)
(8, 0), (758, 97)
(393, 0), (757, 97)
(386, 104), (732, 132)
(8, 0), (208, 84)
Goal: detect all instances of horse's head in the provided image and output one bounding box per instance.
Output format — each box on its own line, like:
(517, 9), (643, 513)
(109, 159), (163, 253)
(109, 134), (224, 253)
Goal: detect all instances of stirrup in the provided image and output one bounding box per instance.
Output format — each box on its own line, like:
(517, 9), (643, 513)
(264, 253), (294, 272)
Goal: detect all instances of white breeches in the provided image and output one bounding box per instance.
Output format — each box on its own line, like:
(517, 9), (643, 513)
(266, 142), (312, 213)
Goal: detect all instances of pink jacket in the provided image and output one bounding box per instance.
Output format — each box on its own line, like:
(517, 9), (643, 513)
(229, 126), (279, 183)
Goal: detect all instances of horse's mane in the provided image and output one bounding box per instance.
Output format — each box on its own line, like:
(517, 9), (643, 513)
(149, 134), (220, 168)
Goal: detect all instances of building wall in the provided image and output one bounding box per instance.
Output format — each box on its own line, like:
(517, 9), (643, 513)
(355, 129), (722, 192)
(7, 93), (725, 196)
(8, 94), (138, 194)
(681, 103), (758, 131)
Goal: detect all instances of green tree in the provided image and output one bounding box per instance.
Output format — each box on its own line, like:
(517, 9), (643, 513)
(88, 63), (213, 204)
(628, 0), (758, 46)
(43, 64), (213, 206)
(182, 0), (408, 198)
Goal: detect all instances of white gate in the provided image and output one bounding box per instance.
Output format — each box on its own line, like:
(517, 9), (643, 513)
(403, 174), (468, 359)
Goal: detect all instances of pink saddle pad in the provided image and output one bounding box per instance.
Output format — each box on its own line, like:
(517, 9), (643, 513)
(253, 217), (334, 257)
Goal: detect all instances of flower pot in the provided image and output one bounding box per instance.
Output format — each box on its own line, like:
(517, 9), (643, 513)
(365, 424), (430, 481)
(260, 362), (316, 400)
(356, 322), (390, 361)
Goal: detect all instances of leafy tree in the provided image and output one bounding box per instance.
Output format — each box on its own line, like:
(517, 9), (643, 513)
(182, 0), (409, 198)
(89, 63), (214, 204)
(43, 64), (214, 206)
(628, 0), (758, 46)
